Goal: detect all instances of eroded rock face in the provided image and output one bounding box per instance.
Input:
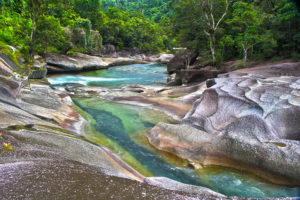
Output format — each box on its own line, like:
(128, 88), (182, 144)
(147, 62), (300, 185)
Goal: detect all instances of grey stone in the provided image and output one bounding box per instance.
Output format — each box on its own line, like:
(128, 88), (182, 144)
(46, 53), (108, 72)
(148, 62), (300, 186)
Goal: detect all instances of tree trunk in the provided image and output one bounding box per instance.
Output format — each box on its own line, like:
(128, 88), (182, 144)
(185, 55), (191, 69)
(243, 48), (248, 67)
(209, 34), (216, 63)
(30, 15), (35, 44)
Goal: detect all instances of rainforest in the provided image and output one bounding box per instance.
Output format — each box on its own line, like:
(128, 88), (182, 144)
(0, 0), (300, 199)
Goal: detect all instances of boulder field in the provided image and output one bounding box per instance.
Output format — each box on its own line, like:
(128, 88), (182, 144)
(147, 62), (300, 186)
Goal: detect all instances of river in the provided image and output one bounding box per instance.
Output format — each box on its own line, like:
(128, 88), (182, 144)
(48, 63), (300, 198)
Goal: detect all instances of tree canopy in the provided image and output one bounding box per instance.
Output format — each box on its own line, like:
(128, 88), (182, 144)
(0, 0), (299, 66)
(172, 0), (300, 65)
(0, 0), (171, 60)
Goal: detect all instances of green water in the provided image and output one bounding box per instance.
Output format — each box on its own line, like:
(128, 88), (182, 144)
(49, 64), (300, 198)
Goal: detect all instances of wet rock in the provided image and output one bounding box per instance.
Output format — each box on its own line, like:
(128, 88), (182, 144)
(147, 62), (300, 185)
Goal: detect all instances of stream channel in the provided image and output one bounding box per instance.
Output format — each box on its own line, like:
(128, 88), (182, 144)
(48, 63), (300, 198)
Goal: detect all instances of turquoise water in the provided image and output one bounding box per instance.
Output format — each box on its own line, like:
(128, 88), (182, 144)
(48, 64), (300, 198)
(48, 63), (167, 88)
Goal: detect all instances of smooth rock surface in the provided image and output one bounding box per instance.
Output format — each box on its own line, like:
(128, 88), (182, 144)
(46, 53), (109, 72)
(17, 84), (86, 134)
(46, 53), (149, 73)
(147, 62), (300, 185)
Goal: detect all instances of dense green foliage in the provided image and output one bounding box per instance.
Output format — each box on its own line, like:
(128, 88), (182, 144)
(172, 0), (300, 65)
(0, 0), (170, 61)
(99, 8), (166, 52)
(0, 0), (299, 66)
(102, 0), (173, 23)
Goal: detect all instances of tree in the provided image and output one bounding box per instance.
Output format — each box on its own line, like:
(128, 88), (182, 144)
(33, 15), (67, 55)
(274, 0), (300, 59)
(26, 0), (41, 54)
(172, 0), (229, 64)
(228, 1), (276, 66)
(74, 0), (102, 28)
(199, 0), (229, 64)
(26, 0), (69, 56)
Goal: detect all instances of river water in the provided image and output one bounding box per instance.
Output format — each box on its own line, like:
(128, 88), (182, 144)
(48, 63), (300, 198)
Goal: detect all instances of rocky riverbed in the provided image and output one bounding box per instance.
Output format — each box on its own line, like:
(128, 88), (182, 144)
(48, 60), (300, 198)
(1, 52), (300, 199)
(0, 54), (227, 199)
